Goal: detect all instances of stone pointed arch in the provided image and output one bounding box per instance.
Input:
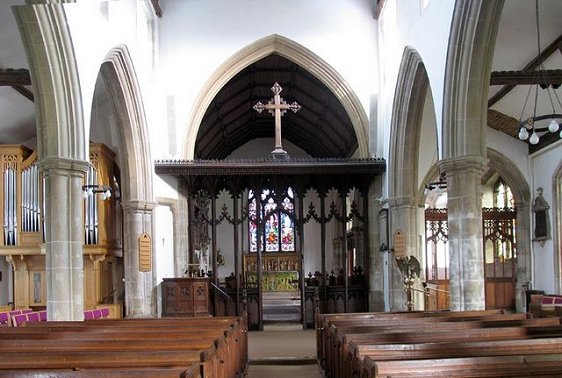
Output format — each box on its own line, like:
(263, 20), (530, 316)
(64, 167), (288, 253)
(485, 148), (530, 204)
(486, 148), (531, 312)
(442, 0), (504, 159)
(101, 45), (153, 203)
(13, 2), (89, 321)
(100, 45), (156, 317)
(387, 46), (434, 311)
(389, 46), (430, 200)
(417, 163), (441, 205)
(13, 3), (86, 161)
(439, 0), (504, 311)
(183, 34), (369, 159)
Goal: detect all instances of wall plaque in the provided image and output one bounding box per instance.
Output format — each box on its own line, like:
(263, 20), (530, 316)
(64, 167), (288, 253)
(139, 233), (152, 272)
(393, 230), (406, 258)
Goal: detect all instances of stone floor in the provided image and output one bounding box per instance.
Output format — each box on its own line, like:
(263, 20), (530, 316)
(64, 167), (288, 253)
(246, 324), (324, 377)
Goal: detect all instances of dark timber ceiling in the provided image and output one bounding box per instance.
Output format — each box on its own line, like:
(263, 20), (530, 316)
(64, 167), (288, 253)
(195, 54), (358, 159)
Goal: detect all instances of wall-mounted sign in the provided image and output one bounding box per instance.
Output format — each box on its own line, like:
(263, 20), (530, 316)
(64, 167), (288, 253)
(393, 230), (406, 258)
(139, 233), (152, 272)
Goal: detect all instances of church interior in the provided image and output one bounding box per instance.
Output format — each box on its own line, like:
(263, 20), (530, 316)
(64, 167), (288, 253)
(1, 0), (562, 376)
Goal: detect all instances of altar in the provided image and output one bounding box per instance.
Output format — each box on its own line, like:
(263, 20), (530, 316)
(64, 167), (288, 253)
(244, 252), (300, 292)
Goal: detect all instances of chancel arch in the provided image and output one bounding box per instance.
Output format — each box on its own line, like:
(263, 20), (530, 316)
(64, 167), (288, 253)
(183, 34), (370, 160)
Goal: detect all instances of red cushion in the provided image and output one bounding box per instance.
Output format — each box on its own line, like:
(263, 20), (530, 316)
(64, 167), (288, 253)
(542, 297), (555, 305)
(12, 314), (28, 327)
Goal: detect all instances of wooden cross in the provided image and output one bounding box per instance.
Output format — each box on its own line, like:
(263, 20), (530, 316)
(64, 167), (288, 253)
(253, 82), (301, 155)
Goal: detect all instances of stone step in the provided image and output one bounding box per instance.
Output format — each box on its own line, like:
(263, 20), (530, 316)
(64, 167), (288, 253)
(262, 298), (301, 307)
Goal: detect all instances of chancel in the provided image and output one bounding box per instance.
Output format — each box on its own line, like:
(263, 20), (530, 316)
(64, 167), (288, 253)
(1, 0), (562, 376)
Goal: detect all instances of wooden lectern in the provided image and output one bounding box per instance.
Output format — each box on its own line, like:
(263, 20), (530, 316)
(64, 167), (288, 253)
(162, 277), (210, 317)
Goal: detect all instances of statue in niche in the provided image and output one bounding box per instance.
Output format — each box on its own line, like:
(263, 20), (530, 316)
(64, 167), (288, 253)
(532, 187), (550, 245)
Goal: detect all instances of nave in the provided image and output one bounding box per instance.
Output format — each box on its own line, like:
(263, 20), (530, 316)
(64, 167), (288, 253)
(247, 323), (323, 378)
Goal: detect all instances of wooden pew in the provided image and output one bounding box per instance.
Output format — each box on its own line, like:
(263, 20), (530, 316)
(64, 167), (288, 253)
(315, 309), (505, 368)
(363, 353), (562, 377)
(318, 309), (562, 378)
(0, 317), (247, 378)
(323, 312), (535, 377)
(342, 319), (562, 377)
(11, 317), (248, 376)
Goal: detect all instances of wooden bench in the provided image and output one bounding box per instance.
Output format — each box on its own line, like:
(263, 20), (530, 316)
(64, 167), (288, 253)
(322, 311), (532, 376)
(0, 321), (242, 378)
(316, 309), (505, 368)
(0, 317), (247, 378)
(317, 310), (562, 378)
(363, 353), (562, 377)
(355, 336), (562, 377)
(529, 293), (562, 318)
(341, 318), (562, 377)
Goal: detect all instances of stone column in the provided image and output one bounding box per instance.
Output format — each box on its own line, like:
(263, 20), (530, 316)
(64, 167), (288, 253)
(387, 196), (419, 311)
(122, 200), (157, 317)
(439, 156), (488, 311)
(515, 201), (532, 313)
(38, 157), (89, 320)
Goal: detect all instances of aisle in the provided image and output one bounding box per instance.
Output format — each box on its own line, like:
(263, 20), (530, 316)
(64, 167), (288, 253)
(246, 324), (324, 377)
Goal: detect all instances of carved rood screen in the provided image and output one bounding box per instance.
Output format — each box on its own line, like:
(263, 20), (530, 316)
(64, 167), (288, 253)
(425, 208), (449, 281)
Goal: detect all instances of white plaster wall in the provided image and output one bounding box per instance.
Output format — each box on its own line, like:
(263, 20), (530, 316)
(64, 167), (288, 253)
(154, 204), (175, 316)
(486, 128), (531, 185)
(158, 0), (378, 160)
(155, 205), (175, 284)
(64, 1), (158, 145)
(228, 139), (308, 159)
(417, 88), (439, 190)
(377, 0), (455, 174)
(529, 141), (562, 294)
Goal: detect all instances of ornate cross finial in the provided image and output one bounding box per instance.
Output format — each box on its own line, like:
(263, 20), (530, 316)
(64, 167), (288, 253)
(253, 82), (301, 158)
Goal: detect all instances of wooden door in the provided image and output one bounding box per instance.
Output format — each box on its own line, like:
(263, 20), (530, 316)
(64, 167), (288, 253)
(482, 208), (517, 310)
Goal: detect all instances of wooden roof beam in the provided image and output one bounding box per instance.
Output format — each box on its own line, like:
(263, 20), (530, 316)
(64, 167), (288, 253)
(490, 69), (562, 86)
(489, 34), (562, 107)
(0, 69), (31, 86)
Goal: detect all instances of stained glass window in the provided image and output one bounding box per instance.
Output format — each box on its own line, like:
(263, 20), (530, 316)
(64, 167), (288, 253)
(493, 179), (514, 209)
(249, 188), (295, 252)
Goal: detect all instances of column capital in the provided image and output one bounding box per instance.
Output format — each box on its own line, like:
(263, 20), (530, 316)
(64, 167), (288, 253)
(36, 156), (90, 175)
(438, 155), (488, 176)
(122, 200), (158, 212)
(386, 196), (417, 208)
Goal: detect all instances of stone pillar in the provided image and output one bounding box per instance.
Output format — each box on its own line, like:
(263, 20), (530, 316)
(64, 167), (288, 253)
(38, 157), (89, 320)
(439, 156), (488, 311)
(387, 196), (419, 311)
(515, 201), (532, 313)
(122, 200), (157, 317)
